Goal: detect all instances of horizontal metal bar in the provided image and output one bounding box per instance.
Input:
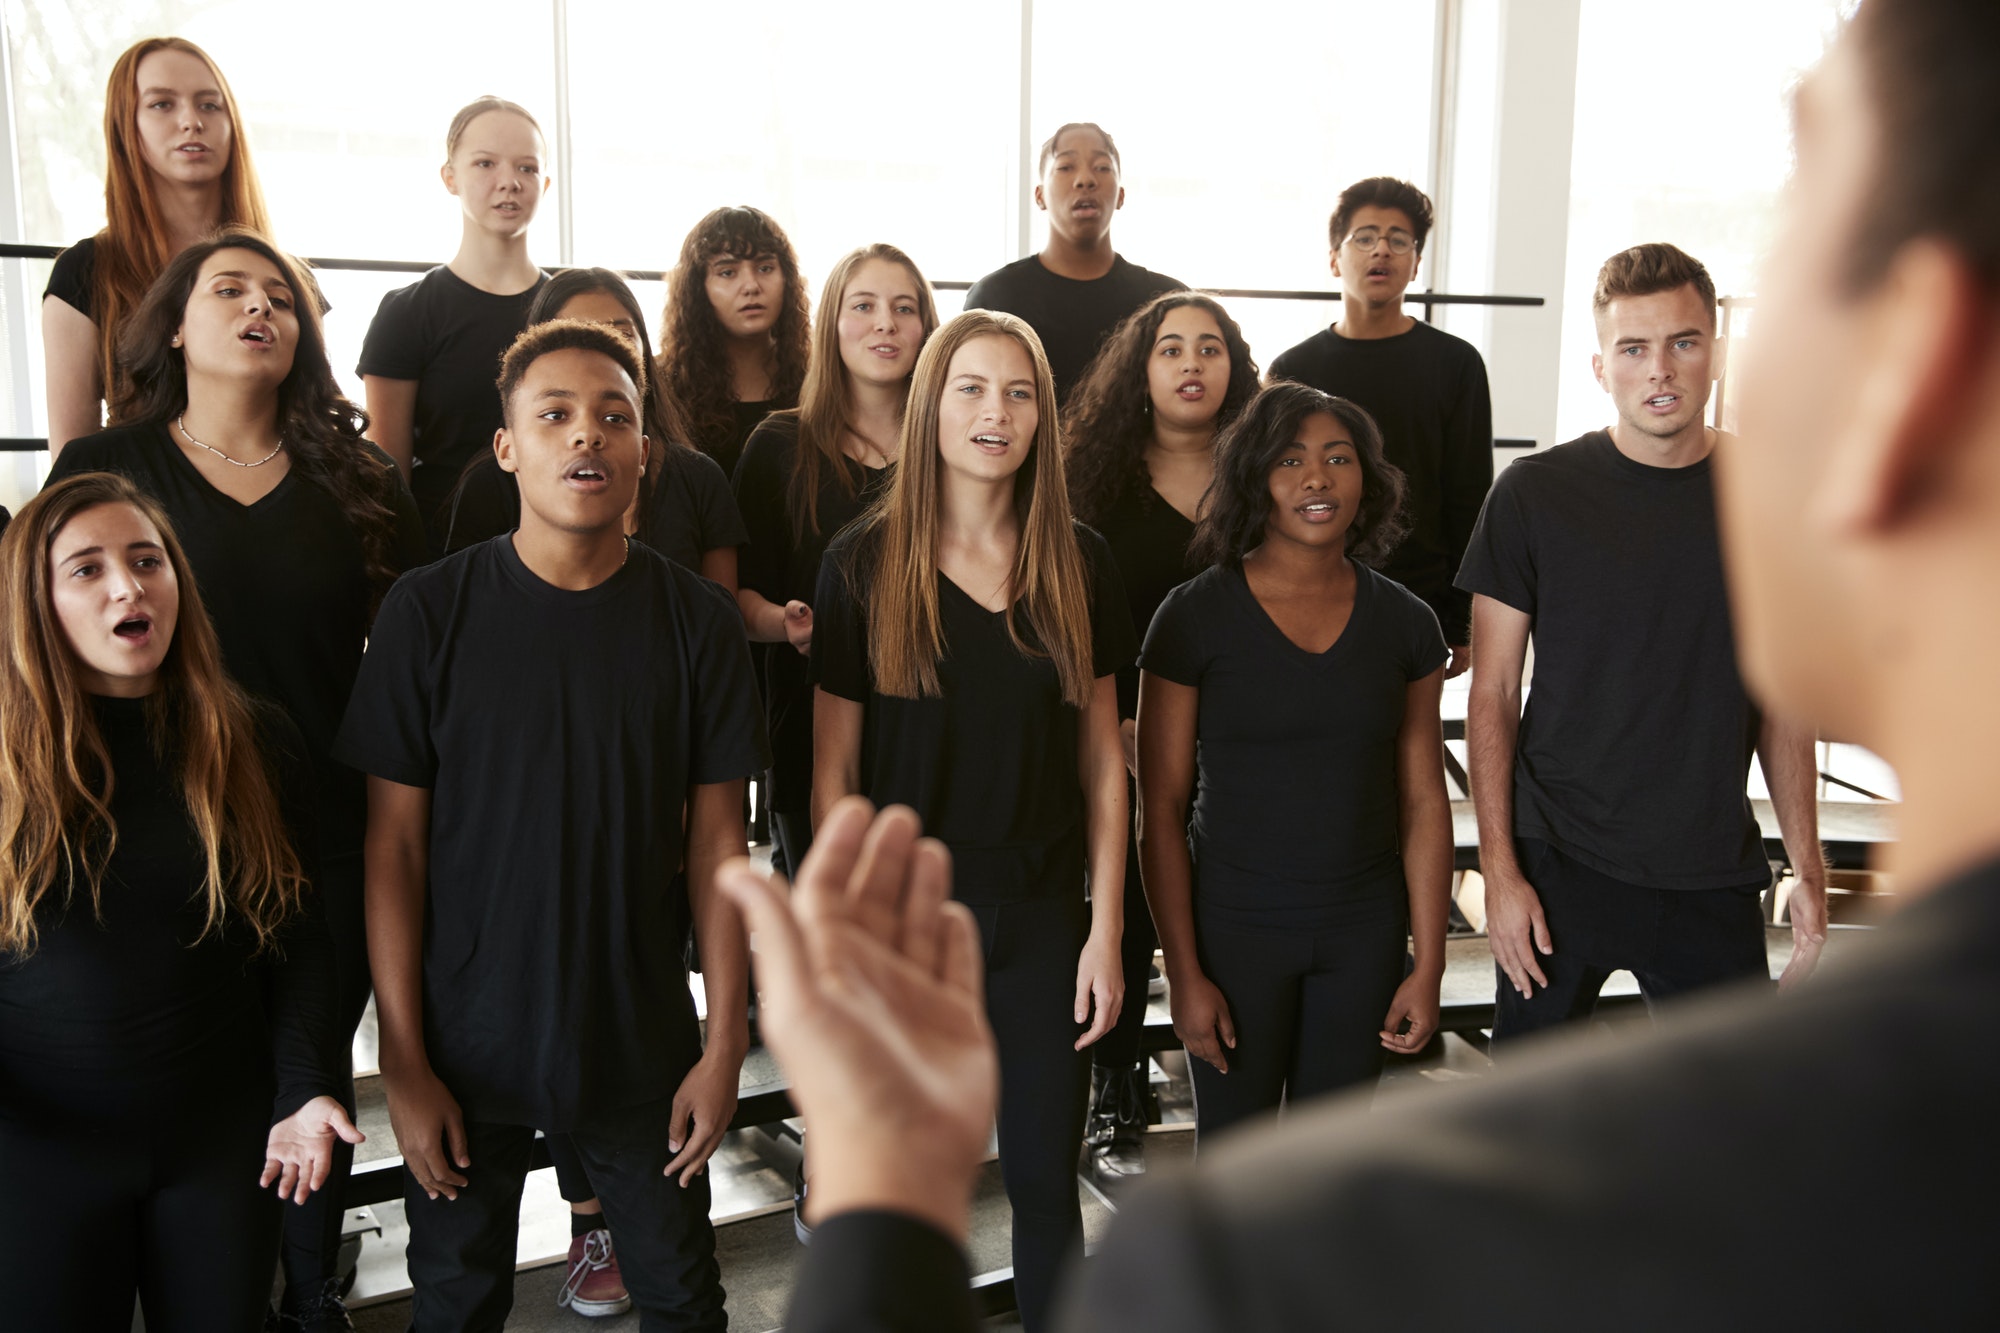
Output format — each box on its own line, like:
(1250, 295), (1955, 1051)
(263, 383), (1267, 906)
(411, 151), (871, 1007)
(0, 241), (1541, 308)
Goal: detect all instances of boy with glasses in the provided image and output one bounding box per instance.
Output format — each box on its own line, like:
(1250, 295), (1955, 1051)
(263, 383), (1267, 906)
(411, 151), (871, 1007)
(1269, 177), (1492, 674)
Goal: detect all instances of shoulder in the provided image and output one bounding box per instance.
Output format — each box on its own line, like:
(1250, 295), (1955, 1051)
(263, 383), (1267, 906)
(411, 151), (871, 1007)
(646, 546), (739, 618)
(1488, 435), (1599, 496)
(741, 414), (802, 465)
(380, 538), (487, 612)
(965, 257), (1039, 302)
(1157, 563), (1230, 618)
(1114, 257), (1187, 295)
(45, 236), (100, 311)
(368, 268), (448, 319)
(1269, 329), (1336, 377)
(1365, 564), (1442, 625)
(352, 438), (403, 476)
(1408, 320), (1488, 370)
(50, 421), (168, 477)
(1073, 518), (1115, 563)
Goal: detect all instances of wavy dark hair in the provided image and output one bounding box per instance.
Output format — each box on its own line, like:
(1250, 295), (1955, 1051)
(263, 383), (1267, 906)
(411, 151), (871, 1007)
(0, 473), (305, 958)
(1063, 291), (1260, 527)
(657, 206), (811, 462)
(110, 227), (404, 615)
(1192, 382), (1409, 568)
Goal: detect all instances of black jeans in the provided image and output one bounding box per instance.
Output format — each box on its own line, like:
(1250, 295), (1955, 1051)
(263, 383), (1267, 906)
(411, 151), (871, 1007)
(1492, 837), (1771, 1049)
(402, 1095), (724, 1332)
(280, 849), (371, 1300)
(0, 1077), (279, 1333)
(1187, 896), (1410, 1146)
(969, 893), (1092, 1333)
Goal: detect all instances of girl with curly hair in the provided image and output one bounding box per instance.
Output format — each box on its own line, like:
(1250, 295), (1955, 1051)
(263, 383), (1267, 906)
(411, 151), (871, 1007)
(1136, 382), (1451, 1146)
(46, 228), (425, 1331)
(656, 205), (811, 482)
(1060, 291), (1259, 1183)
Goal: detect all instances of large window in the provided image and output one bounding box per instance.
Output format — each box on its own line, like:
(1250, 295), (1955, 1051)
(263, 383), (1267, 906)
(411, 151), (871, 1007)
(1553, 0), (1848, 443)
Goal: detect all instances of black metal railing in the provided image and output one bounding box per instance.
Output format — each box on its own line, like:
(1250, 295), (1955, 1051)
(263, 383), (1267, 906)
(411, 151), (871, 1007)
(0, 242), (1545, 453)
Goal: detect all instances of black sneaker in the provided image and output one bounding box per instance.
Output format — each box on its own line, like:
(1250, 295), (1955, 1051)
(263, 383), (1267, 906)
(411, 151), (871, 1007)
(792, 1158), (813, 1246)
(272, 1277), (353, 1333)
(1086, 1062), (1152, 1187)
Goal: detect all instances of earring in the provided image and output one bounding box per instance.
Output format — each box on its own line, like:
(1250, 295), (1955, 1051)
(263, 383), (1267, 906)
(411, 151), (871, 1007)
(638, 463), (646, 476)
(170, 335), (181, 347)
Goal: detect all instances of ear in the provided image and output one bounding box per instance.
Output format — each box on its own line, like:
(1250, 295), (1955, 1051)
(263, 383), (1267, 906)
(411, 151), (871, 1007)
(1819, 239), (1992, 536)
(1410, 247), (1424, 282)
(1329, 247), (1344, 280)
(494, 426), (517, 475)
(1033, 182), (1047, 213)
(542, 174), (552, 195)
(1591, 351), (1607, 392)
(1709, 336), (1729, 384)
(1113, 185), (1126, 212)
(440, 161), (458, 196)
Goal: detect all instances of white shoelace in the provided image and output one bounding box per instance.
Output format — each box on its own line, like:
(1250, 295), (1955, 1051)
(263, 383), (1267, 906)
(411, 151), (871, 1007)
(557, 1228), (617, 1307)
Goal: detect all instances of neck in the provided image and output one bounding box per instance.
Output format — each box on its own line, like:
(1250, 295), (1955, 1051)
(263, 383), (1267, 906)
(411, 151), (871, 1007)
(180, 376), (282, 452)
(938, 470), (1021, 547)
(1039, 230), (1117, 281)
(449, 222), (538, 294)
(1148, 417), (1217, 460)
(84, 671), (158, 700)
(1609, 418), (1714, 468)
(727, 336), (774, 402)
(1244, 530), (1352, 590)
(510, 520), (627, 591)
(1335, 290), (1416, 340)
(846, 376), (906, 463)
(155, 179), (223, 255)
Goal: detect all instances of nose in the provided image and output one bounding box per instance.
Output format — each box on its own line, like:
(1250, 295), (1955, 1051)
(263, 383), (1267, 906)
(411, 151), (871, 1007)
(179, 104), (202, 132)
(106, 563), (146, 603)
(1649, 349), (1675, 380)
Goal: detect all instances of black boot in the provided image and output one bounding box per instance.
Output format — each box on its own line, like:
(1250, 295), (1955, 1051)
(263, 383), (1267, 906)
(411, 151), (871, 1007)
(271, 1276), (353, 1333)
(1087, 1061), (1152, 1187)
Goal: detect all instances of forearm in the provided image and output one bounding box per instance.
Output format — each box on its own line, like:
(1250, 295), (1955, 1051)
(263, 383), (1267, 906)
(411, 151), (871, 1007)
(269, 878), (342, 1119)
(1759, 714), (1827, 885)
(737, 587), (793, 643)
(700, 546), (739, 598)
(689, 782), (751, 1065)
(1467, 681), (1524, 877)
(1400, 785), (1453, 977)
(364, 835), (431, 1076)
(1138, 793), (1199, 978)
(1080, 678), (1126, 944)
(812, 690), (863, 834)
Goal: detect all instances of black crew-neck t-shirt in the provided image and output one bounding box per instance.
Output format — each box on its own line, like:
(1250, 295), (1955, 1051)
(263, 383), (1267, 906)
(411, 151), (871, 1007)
(1092, 484), (1204, 721)
(1268, 320), (1493, 645)
(357, 265), (549, 548)
(963, 255), (1186, 403)
(0, 696), (336, 1129)
(1455, 431), (1767, 890)
(48, 422), (428, 856)
(812, 523), (1136, 904)
(44, 235), (97, 318)
(438, 445), (748, 571)
(333, 536), (768, 1130)
(735, 416), (895, 814)
(1142, 564), (1446, 927)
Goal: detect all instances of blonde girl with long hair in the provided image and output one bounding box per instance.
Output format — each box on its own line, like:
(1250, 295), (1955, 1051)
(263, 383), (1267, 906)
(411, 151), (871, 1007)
(0, 473), (359, 1332)
(809, 310), (1133, 1333)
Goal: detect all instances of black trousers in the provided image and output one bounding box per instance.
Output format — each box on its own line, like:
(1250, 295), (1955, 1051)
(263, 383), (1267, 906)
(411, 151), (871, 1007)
(402, 1096), (724, 1332)
(1187, 897), (1410, 1146)
(0, 1079), (280, 1333)
(1492, 836), (1771, 1048)
(280, 849), (371, 1299)
(969, 893), (1092, 1333)
(771, 810), (813, 887)
(1092, 812), (1157, 1071)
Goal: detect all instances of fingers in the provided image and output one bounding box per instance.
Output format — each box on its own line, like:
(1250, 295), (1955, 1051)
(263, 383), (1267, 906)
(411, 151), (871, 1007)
(848, 804), (922, 944)
(662, 1105), (723, 1187)
(1529, 904), (1554, 966)
(333, 1108), (367, 1146)
(260, 1159), (281, 1190)
(718, 858), (812, 1020)
(936, 897), (983, 998)
(1074, 982), (1119, 1051)
(793, 796), (874, 906)
(900, 834), (951, 976)
(1214, 999), (1237, 1051)
(444, 1105), (471, 1172)
(1181, 1029), (1228, 1074)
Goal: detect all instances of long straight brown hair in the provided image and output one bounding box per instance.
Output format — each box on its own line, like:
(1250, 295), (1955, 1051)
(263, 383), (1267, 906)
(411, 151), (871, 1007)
(92, 38), (273, 409)
(857, 310), (1096, 707)
(781, 243), (939, 540)
(0, 474), (305, 959)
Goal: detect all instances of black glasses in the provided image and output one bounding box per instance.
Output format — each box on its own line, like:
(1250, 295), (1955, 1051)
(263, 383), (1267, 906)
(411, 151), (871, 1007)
(1342, 228), (1417, 256)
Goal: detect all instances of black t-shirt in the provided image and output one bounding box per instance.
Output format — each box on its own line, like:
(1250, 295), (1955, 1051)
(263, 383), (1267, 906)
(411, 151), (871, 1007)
(735, 416), (895, 813)
(0, 696), (335, 1129)
(439, 445), (747, 572)
(1268, 321), (1493, 644)
(1455, 431), (1765, 889)
(963, 255), (1186, 402)
(1093, 485), (1203, 721)
(812, 522), (1136, 903)
(333, 536), (768, 1130)
(1142, 564), (1446, 926)
(49, 422), (428, 857)
(44, 235), (97, 318)
(694, 397), (784, 485)
(356, 265), (549, 548)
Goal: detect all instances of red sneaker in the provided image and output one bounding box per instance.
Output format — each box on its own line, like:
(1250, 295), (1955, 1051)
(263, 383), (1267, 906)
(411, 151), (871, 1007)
(557, 1228), (632, 1318)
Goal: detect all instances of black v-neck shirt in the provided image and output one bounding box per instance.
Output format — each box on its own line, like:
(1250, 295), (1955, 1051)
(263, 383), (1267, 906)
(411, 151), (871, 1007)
(333, 536), (768, 1129)
(812, 523), (1137, 904)
(735, 416), (896, 814)
(48, 422), (428, 856)
(1141, 563), (1447, 926)
(1093, 484), (1203, 721)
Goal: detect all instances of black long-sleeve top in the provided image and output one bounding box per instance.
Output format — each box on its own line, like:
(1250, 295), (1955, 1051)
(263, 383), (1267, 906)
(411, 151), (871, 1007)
(0, 696), (338, 1130)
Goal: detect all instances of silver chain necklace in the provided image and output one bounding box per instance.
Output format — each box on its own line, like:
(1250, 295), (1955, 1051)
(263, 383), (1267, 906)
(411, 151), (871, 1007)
(177, 414), (285, 468)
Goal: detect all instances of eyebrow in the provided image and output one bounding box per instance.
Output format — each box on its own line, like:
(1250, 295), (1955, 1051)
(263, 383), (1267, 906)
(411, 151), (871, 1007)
(1614, 327), (1705, 347)
(210, 269), (294, 292)
(140, 86), (222, 98)
(59, 540), (163, 564)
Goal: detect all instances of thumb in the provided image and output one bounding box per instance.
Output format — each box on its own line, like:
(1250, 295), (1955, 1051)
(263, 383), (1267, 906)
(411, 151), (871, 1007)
(667, 1096), (691, 1154)
(1531, 905), (1553, 956)
(332, 1108), (366, 1145)
(1216, 1001), (1237, 1050)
